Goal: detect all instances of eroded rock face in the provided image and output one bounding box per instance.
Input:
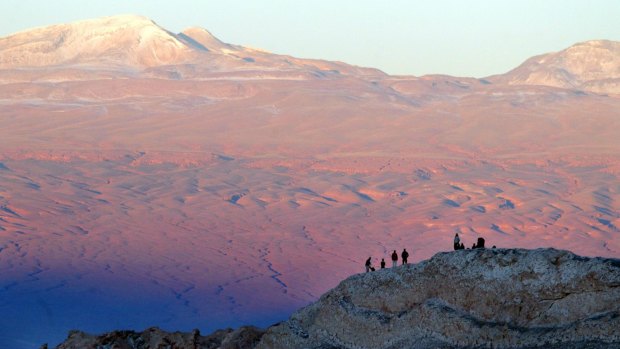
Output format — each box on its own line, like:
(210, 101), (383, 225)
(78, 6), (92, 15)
(54, 326), (264, 349)
(257, 248), (620, 349)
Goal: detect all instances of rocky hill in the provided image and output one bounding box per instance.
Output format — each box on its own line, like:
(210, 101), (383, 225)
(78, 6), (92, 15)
(488, 40), (620, 94)
(53, 248), (620, 349)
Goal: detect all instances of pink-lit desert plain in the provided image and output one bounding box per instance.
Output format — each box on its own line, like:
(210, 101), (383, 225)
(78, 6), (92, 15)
(0, 15), (619, 348)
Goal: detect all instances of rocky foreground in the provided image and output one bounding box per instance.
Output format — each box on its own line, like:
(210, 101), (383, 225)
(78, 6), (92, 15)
(51, 326), (265, 349)
(52, 248), (620, 349)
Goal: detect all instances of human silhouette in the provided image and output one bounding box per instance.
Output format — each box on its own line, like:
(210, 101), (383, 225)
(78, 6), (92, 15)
(460, 242), (465, 250)
(380, 258), (386, 269)
(391, 250), (398, 267)
(453, 233), (460, 250)
(401, 249), (409, 265)
(365, 257), (372, 273)
(477, 237), (486, 249)
(472, 242), (477, 249)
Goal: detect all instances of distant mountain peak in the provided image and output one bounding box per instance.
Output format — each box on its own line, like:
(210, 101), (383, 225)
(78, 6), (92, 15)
(179, 27), (234, 53)
(0, 15), (386, 79)
(0, 14), (191, 68)
(490, 39), (620, 94)
(181, 26), (217, 38)
(572, 39), (616, 48)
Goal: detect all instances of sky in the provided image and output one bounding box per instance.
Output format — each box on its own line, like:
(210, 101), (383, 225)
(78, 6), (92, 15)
(1, 0), (619, 77)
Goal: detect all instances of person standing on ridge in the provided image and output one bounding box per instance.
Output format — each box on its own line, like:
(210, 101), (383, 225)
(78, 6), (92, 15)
(380, 258), (386, 269)
(365, 257), (372, 273)
(391, 250), (398, 268)
(454, 233), (460, 250)
(401, 249), (409, 265)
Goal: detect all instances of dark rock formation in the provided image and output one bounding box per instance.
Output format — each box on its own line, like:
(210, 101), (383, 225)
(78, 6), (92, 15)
(54, 326), (264, 349)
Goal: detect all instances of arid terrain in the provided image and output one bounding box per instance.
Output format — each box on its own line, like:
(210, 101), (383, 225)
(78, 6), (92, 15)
(0, 15), (619, 348)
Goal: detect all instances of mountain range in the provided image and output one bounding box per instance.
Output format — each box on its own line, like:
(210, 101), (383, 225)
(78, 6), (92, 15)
(1, 14), (619, 94)
(0, 15), (619, 349)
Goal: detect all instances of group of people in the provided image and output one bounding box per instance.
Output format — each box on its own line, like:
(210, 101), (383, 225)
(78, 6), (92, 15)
(364, 233), (494, 272)
(453, 233), (486, 250)
(365, 249), (409, 272)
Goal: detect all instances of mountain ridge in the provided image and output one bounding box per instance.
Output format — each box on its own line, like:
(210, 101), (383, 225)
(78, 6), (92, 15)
(1, 15), (618, 94)
(0, 14), (385, 78)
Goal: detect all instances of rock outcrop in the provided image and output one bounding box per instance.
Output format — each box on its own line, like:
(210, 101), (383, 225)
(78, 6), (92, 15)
(53, 248), (620, 348)
(258, 248), (620, 349)
(53, 326), (264, 349)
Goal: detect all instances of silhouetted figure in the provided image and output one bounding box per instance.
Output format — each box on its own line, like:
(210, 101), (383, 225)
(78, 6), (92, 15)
(380, 258), (386, 269)
(391, 250), (398, 268)
(401, 249), (409, 265)
(477, 237), (485, 249)
(365, 257), (372, 273)
(492, 245), (497, 249)
(460, 242), (465, 250)
(453, 233), (460, 250)
(472, 242), (477, 249)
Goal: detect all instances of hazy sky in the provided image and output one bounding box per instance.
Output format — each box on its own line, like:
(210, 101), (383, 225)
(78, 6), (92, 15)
(1, 0), (619, 77)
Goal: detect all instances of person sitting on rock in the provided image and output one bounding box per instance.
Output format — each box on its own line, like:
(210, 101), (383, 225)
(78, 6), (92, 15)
(380, 258), (386, 269)
(460, 242), (465, 250)
(454, 233), (461, 250)
(365, 257), (372, 273)
(391, 250), (398, 267)
(476, 237), (485, 249)
(401, 249), (409, 265)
